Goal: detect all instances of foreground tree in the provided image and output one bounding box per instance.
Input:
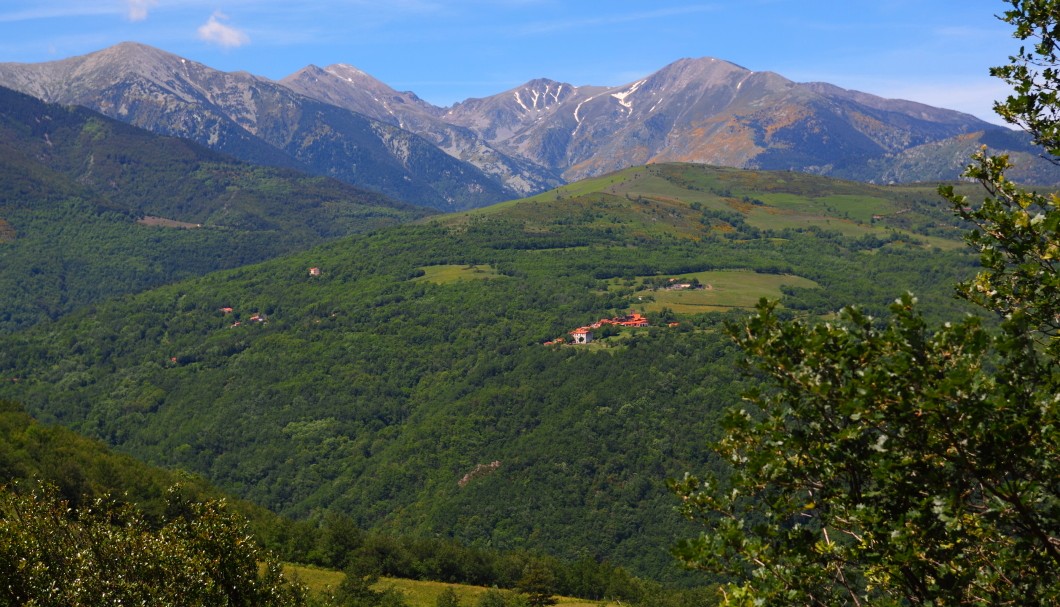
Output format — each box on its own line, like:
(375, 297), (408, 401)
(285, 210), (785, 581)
(516, 561), (558, 607)
(672, 2), (1060, 605)
(0, 483), (310, 606)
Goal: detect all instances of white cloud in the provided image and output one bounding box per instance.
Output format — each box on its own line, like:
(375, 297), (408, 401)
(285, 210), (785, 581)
(197, 11), (250, 48)
(126, 0), (157, 22)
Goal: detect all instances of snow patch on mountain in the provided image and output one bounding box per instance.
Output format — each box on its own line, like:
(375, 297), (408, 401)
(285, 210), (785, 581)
(611, 79), (646, 112)
(514, 90), (530, 112)
(573, 94), (598, 124)
(330, 63), (366, 76)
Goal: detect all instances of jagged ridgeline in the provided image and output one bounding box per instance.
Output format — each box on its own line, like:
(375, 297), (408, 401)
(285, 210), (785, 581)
(0, 86), (430, 331)
(0, 163), (984, 580)
(4, 42), (1059, 214)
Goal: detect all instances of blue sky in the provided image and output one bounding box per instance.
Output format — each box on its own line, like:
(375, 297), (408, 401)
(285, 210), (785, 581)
(0, 1), (1017, 124)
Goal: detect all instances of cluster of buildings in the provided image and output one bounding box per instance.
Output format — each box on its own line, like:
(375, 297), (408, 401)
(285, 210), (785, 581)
(220, 306), (267, 327)
(545, 312), (651, 345)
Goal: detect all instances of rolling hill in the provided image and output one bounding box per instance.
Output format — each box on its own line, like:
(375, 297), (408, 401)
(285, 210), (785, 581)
(0, 163), (985, 580)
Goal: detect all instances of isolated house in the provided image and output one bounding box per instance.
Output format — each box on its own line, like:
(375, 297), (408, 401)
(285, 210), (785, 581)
(571, 327), (593, 344)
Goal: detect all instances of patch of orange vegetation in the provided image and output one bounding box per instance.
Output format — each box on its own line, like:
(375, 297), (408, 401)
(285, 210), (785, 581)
(725, 198), (756, 214)
(566, 156), (612, 179)
(849, 112), (887, 133)
(0, 219), (15, 243)
(674, 115), (763, 165)
(762, 105), (812, 141)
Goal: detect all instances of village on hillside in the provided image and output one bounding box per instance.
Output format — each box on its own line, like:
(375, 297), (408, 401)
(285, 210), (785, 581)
(544, 312), (679, 346)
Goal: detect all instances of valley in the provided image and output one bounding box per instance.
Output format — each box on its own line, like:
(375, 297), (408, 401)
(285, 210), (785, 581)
(2, 25), (1055, 604)
(0, 162), (983, 582)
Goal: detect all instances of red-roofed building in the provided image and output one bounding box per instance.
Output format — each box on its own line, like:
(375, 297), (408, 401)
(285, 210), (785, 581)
(571, 327), (593, 344)
(618, 313), (649, 327)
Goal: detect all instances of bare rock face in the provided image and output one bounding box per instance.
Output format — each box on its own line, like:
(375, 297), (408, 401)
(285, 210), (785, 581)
(443, 57), (1008, 182)
(281, 65), (563, 196)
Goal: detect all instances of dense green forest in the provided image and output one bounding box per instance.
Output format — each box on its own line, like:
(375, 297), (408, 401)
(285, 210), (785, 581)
(0, 162), (986, 581)
(0, 401), (692, 603)
(0, 85), (429, 332)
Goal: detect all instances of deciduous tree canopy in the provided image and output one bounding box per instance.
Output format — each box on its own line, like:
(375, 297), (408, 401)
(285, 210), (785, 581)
(672, 2), (1060, 604)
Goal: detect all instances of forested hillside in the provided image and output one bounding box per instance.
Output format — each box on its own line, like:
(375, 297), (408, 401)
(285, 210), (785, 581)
(0, 163), (983, 579)
(0, 400), (675, 604)
(0, 85), (429, 331)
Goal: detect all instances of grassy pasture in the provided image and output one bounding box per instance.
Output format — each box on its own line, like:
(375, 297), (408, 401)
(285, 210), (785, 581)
(283, 565), (612, 607)
(619, 269), (819, 313)
(817, 194), (896, 222)
(742, 206), (874, 236)
(524, 166), (649, 202)
(414, 264), (504, 285)
(435, 162), (969, 251)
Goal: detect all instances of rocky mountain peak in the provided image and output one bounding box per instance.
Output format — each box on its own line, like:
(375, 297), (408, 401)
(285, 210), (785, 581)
(505, 78), (577, 114)
(642, 57), (792, 99)
(281, 62), (440, 123)
(655, 56), (750, 79)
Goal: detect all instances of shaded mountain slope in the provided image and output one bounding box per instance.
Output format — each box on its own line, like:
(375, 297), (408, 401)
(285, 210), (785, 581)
(0, 43), (516, 210)
(281, 64), (563, 196)
(0, 85), (428, 331)
(834, 127), (1060, 184)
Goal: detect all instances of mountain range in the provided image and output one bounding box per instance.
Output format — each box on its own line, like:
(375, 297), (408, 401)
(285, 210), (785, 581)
(0, 43), (514, 211)
(2, 42), (1057, 212)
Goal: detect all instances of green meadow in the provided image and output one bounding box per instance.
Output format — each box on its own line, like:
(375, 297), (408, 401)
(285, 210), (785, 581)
(414, 264), (505, 284)
(616, 270), (820, 313)
(283, 565), (613, 607)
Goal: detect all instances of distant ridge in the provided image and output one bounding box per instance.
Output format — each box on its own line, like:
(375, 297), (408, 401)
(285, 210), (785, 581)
(281, 64), (563, 196)
(0, 42), (516, 211)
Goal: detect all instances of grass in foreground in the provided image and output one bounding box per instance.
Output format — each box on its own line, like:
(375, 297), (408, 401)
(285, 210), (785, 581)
(283, 565), (612, 607)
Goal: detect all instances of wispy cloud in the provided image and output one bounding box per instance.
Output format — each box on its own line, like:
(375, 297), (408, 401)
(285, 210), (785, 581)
(126, 0), (157, 22)
(884, 80), (1010, 124)
(515, 5), (720, 35)
(0, 4), (118, 23)
(792, 70), (1011, 125)
(197, 11), (250, 48)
